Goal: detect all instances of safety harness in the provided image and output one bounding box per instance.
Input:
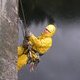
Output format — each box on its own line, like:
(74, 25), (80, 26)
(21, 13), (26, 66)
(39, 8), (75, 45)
(22, 36), (40, 71)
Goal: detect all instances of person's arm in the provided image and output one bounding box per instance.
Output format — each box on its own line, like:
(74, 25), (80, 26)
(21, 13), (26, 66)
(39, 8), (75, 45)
(29, 34), (52, 47)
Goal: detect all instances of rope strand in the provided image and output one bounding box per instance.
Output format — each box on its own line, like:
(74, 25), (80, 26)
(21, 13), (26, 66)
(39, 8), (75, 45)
(19, 0), (27, 29)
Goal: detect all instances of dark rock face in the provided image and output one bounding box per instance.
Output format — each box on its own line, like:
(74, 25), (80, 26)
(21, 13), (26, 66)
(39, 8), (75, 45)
(0, 0), (18, 80)
(19, 0), (80, 24)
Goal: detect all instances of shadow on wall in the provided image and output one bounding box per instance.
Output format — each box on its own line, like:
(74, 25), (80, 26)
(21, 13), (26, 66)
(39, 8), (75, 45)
(18, 0), (80, 26)
(18, 0), (55, 27)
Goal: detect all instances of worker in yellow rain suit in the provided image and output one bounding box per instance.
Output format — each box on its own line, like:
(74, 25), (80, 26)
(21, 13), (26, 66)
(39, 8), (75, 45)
(17, 24), (56, 70)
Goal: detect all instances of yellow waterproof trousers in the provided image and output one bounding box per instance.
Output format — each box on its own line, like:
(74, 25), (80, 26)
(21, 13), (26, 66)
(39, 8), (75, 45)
(17, 46), (39, 70)
(17, 46), (28, 70)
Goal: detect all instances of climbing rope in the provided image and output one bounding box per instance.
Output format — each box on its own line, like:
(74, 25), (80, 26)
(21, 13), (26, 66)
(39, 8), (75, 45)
(19, 0), (27, 29)
(19, 0), (40, 71)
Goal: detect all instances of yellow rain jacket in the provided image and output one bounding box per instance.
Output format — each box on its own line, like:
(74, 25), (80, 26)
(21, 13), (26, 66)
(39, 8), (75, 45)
(17, 24), (56, 70)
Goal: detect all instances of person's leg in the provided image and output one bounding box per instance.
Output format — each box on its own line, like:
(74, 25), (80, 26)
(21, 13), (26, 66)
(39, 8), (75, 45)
(18, 46), (24, 56)
(17, 54), (28, 70)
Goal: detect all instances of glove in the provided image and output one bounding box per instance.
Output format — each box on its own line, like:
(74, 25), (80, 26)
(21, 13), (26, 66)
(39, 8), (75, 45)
(23, 28), (33, 48)
(23, 38), (29, 48)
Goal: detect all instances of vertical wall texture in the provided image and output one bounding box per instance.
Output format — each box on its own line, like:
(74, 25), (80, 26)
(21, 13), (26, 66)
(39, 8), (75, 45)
(0, 0), (18, 80)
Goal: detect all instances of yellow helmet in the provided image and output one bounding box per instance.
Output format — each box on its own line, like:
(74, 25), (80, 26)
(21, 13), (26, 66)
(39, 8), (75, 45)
(45, 24), (56, 36)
